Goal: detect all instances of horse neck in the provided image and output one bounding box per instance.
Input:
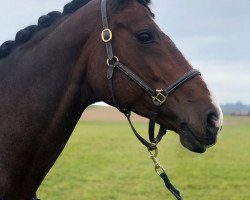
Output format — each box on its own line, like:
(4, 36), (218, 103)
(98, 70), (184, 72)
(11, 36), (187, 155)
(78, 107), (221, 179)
(0, 1), (101, 198)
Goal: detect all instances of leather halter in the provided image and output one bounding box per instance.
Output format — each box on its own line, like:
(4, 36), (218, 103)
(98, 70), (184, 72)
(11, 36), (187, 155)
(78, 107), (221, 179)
(101, 0), (201, 150)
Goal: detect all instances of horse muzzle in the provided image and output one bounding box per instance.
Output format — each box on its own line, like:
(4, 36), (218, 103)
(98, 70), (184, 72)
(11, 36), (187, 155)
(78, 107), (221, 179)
(179, 112), (222, 153)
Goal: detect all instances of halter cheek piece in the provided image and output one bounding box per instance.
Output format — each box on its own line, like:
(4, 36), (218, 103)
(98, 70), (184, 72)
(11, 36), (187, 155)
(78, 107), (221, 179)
(101, 0), (200, 199)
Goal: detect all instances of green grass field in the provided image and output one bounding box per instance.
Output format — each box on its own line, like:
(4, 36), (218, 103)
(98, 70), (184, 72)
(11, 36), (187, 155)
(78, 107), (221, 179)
(38, 116), (250, 200)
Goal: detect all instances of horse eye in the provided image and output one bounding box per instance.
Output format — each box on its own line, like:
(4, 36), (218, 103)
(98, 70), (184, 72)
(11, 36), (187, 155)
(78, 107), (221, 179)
(136, 32), (154, 44)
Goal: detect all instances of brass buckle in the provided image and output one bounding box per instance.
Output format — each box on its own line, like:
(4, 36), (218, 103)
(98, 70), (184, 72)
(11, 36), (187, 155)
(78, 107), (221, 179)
(101, 29), (112, 42)
(152, 89), (167, 105)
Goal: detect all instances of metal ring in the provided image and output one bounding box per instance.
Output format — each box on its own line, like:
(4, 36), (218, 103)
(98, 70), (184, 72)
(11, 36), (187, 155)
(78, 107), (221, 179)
(155, 164), (166, 176)
(101, 29), (112, 42)
(107, 56), (119, 66)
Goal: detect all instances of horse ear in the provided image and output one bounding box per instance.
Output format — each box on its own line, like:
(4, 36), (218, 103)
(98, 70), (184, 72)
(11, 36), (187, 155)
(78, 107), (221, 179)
(117, 0), (131, 5)
(137, 0), (151, 5)
(117, 0), (152, 6)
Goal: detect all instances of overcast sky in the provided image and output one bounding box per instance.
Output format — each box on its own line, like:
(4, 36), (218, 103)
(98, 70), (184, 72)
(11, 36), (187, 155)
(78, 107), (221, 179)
(0, 0), (249, 104)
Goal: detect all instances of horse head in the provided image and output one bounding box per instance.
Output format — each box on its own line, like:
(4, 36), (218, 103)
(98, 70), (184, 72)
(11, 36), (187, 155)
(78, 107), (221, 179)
(88, 0), (223, 153)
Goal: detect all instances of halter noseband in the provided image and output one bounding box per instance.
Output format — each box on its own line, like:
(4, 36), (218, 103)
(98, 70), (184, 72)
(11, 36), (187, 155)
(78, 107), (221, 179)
(101, 0), (201, 150)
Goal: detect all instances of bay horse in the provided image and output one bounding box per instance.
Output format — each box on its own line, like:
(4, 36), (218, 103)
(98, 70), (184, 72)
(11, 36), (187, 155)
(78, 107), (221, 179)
(0, 0), (223, 199)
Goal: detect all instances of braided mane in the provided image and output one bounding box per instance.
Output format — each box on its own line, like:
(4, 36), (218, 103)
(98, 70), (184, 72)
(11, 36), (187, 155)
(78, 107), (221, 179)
(0, 0), (152, 59)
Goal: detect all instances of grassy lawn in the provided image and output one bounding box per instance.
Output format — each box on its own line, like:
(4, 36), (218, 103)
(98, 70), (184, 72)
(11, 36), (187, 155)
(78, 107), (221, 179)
(38, 116), (250, 200)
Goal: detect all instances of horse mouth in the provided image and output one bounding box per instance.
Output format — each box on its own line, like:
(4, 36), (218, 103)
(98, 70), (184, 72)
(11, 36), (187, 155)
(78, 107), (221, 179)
(179, 125), (211, 153)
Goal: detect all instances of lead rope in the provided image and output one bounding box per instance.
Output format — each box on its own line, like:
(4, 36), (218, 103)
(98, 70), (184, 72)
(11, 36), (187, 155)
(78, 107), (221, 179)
(148, 148), (183, 200)
(33, 194), (39, 200)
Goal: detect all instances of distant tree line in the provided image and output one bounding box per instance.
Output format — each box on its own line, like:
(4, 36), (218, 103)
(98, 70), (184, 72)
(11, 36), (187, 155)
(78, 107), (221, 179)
(221, 102), (250, 116)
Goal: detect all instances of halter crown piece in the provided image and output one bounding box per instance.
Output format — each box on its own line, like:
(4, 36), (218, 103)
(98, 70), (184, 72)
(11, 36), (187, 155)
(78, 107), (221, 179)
(101, 0), (201, 199)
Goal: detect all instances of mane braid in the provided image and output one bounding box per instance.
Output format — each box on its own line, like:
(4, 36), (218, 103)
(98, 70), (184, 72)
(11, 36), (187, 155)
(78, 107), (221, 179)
(0, 0), (91, 60)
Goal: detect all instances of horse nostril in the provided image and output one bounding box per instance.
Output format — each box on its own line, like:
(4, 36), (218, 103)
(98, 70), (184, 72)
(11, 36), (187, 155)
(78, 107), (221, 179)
(207, 113), (217, 127)
(206, 113), (219, 138)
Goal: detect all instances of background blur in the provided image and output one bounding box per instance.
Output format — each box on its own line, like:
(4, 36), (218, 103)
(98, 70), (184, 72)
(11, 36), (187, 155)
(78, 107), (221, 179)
(0, 0), (249, 108)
